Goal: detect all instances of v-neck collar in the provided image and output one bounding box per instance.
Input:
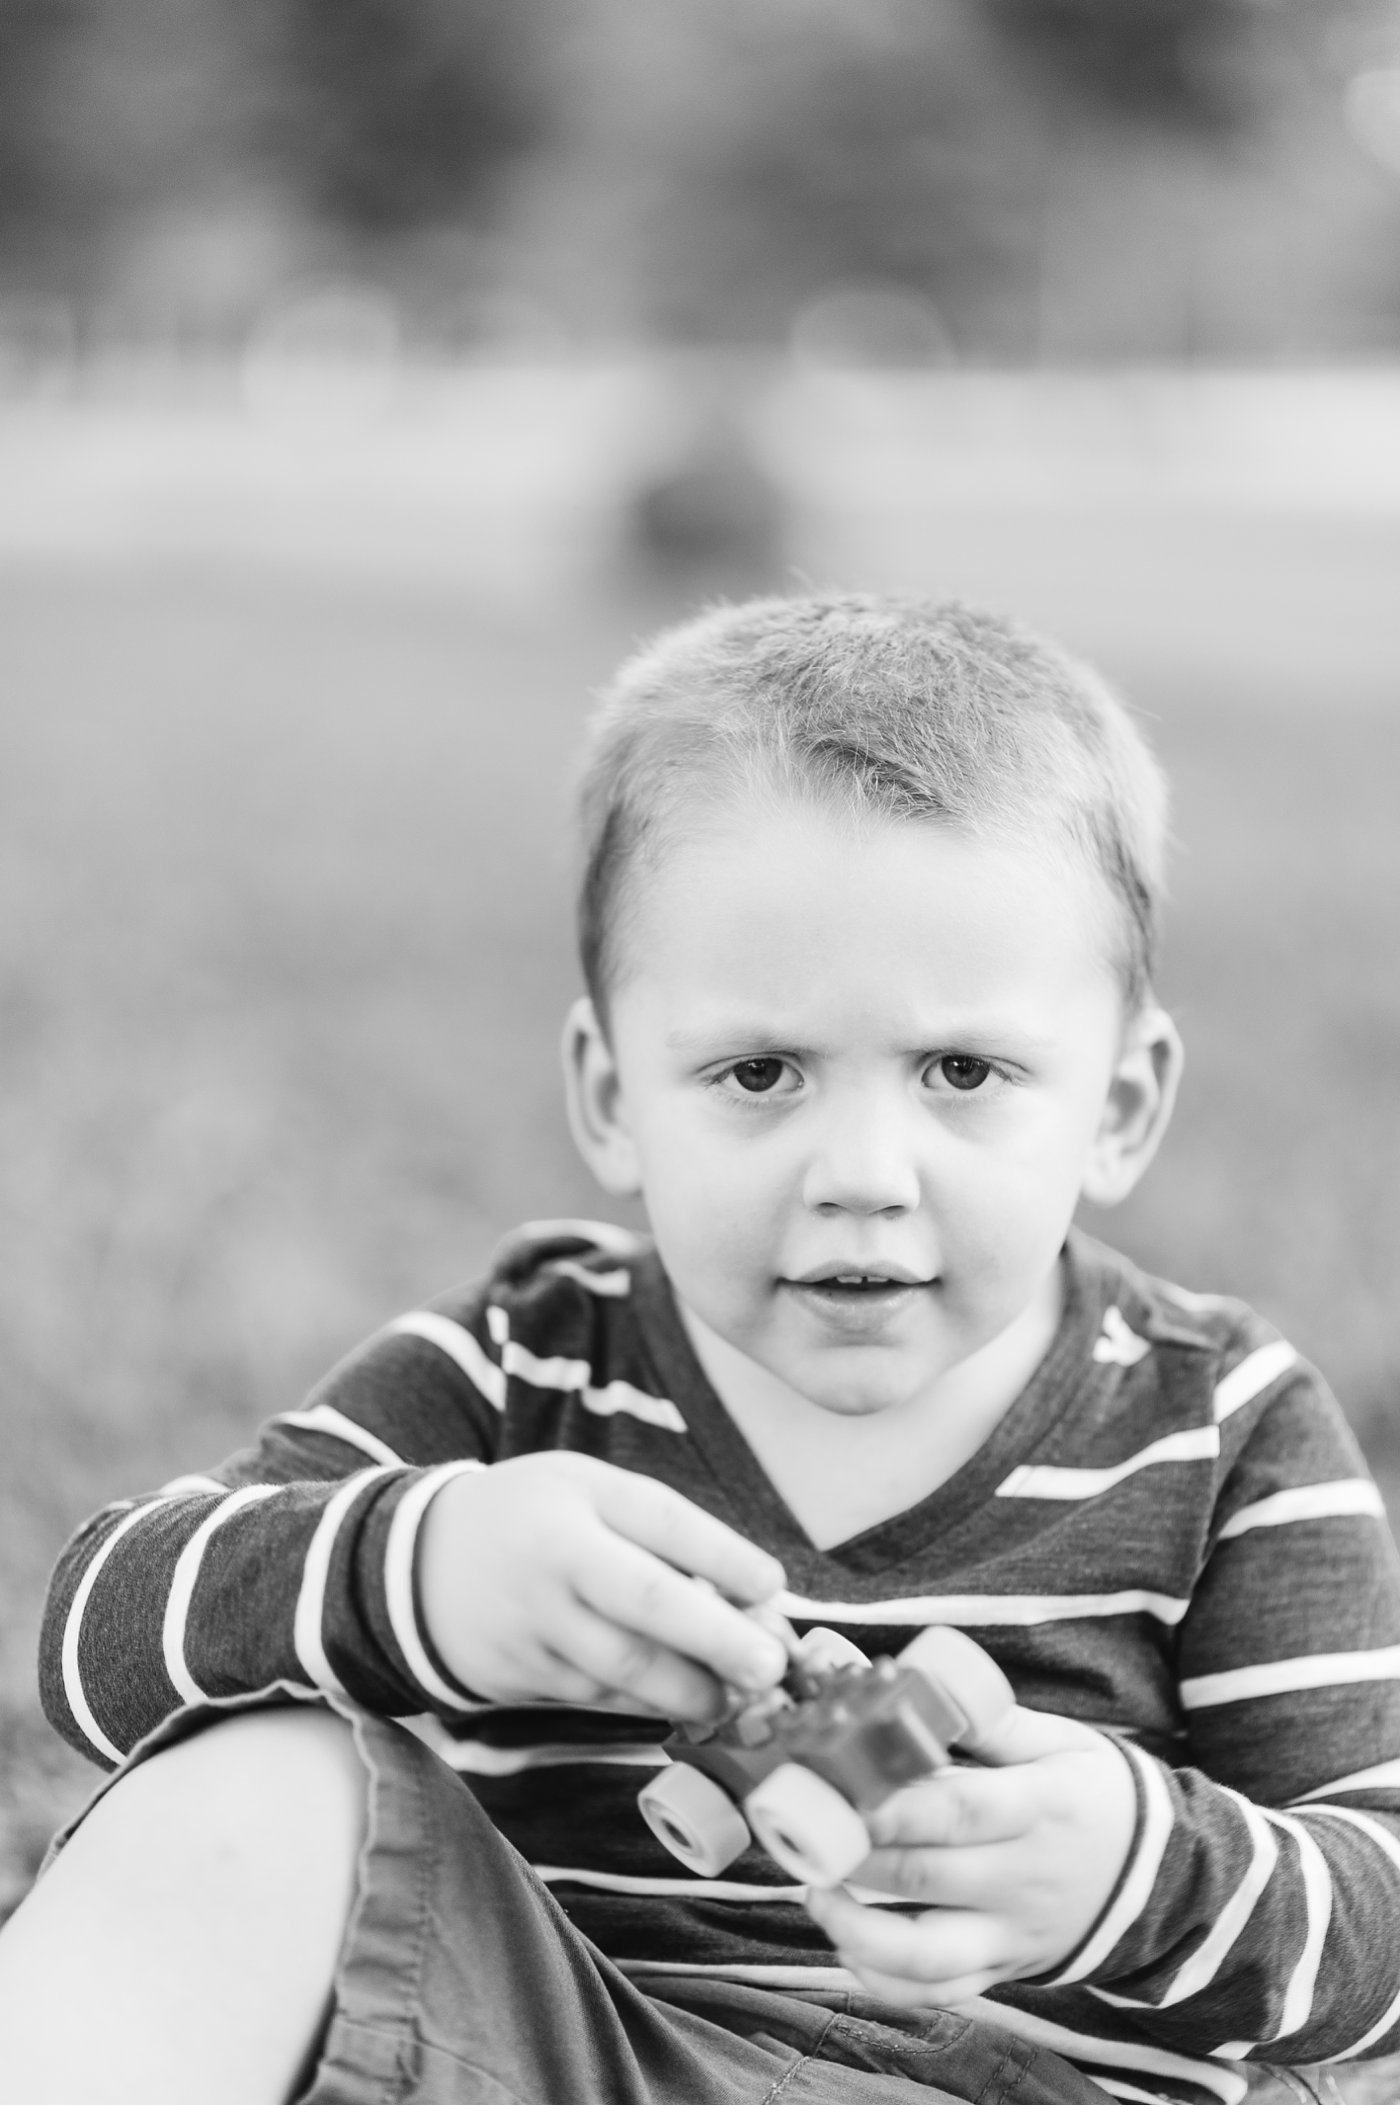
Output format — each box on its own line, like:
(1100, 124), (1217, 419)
(629, 1234), (1112, 1580)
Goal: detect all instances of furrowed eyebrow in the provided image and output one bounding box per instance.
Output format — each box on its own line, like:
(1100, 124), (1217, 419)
(664, 1025), (814, 1054)
(664, 1021), (1056, 1059)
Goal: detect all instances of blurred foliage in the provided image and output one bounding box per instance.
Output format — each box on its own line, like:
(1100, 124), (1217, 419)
(0, 0), (1396, 350)
(0, 0), (88, 265)
(548, 0), (1395, 355)
(572, 2), (1039, 345)
(987, 0), (1268, 131)
(266, 0), (554, 235)
(0, 0), (556, 289)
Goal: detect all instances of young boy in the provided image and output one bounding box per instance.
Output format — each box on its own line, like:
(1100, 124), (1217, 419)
(4, 594), (1400, 2105)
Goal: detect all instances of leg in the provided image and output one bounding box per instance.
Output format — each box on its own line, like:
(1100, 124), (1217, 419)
(0, 1705), (365, 2105)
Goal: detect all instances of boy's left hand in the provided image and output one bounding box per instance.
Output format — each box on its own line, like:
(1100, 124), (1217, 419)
(805, 1704), (1137, 2008)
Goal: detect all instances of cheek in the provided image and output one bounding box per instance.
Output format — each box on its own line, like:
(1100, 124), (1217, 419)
(939, 1127), (1086, 1267)
(634, 1123), (784, 1274)
(988, 1086), (1106, 1192)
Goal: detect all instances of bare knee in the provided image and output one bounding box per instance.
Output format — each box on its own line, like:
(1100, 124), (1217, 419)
(0, 1708), (368, 2105)
(57, 1703), (367, 1915)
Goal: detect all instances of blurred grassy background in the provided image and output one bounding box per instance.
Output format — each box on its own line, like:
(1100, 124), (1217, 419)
(1, 407), (1397, 1909)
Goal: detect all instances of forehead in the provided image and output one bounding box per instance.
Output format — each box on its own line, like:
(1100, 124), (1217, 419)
(609, 797), (1124, 1038)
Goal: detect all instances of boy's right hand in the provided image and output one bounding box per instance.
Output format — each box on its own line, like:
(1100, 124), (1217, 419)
(416, 1454), (789, 1722)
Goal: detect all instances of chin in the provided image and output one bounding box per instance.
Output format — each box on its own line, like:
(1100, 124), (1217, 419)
(800, 1379), (910, 1419)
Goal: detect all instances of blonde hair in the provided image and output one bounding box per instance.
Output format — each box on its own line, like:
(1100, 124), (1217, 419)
(577, 592), (1168, 1020)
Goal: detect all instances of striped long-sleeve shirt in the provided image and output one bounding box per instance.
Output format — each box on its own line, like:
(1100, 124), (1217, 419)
(40, 1222), (1400, 2105)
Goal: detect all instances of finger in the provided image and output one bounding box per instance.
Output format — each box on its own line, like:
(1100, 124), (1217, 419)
(573, 1688), (676, 1719)
(498, 1640), (696, 1720)
(552, 1601), (730, 1722)
(807, 1888), (1006, 1988)
(465, 1637), (613, 1710)
(531, 1647), (614, 1707)
(964, 1699), (1107, 1768)
(594, 1472), (785, 1607)
(576, 1533), (788, 1693)
(854, 1841), (1018, 1910)
(864, 1767), (1036, 1851)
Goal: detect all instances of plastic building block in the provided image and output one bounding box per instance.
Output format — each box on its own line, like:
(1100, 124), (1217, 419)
(638, 1622), (1013, 1887)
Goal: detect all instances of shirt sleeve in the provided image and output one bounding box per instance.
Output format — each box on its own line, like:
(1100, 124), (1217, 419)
(38, 1296), (507, 1768)
(1037, 1352), (1400, 2067)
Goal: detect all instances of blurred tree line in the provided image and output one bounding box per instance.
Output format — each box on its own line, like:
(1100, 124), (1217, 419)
(0, 0), (1396, 356)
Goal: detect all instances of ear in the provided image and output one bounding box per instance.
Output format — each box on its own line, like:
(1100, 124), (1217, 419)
(1080, 1005), (1184, 1208)
(561, 996), (643, 1197)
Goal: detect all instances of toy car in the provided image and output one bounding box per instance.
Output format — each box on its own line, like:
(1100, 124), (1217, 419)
(638, 1622), (1013, 1888)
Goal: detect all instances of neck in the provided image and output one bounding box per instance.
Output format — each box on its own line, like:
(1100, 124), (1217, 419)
(677, 1262), (1067, 1547)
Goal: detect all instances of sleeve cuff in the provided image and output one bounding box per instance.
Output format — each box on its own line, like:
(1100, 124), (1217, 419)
(1038, 1733), (1173, 1987)
(390, 1460), (489, 1711)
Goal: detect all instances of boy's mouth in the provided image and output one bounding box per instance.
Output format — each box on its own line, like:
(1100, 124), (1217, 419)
(780, 1269), (932, 1336)
(783, 1265), (933, 1304)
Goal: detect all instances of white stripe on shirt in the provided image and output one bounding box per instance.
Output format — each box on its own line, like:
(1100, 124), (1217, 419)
(1292, 1757), (1400, 1802)
(1091, 1308), (1152, 1366)
(158, 1473), (227, 1496)
(1163, 1282), (1232, 1314)
(776, 1589), (1189, 1629)
(1217, 1479), (1385, 1541)
(434, 1737), (668, 1776)
(385, 1313), (505, 1410)
(1304, 1808), (1400, 2059)
(1050, 1742), (1174, 1984)
(162, 1486), (282, 1704)
(1328, 1976), (1400, 2064)
(576, 1380), (686, 1432)
(292, 1467), (395, 1697)
(514, 1216), (641, 1259)
(1161, 1792), (1278, 2007)
(499, 1336), (593, 1391)
(536, 1866), (808, 1901)
(1181, 1646), (1400, 1711)
(1303, 1803), (1400, 1876)
(1212, 1342), (1297, 1422)
(382, 1461), (483, 1711)
(1261, 1811), (1332, 2045)
(486, 1307), (687, 1432)
(61, 1501), (157, 1765)
(548, 1260), (631, 1296)
(997, 1427), (1219, 1502)
(618, 1960), (862, 1991)
(1094, 1789), (1279, 2013)
(270, 1402), (407, 1466)
(534, 1866), (911, 1907)
(959, 1999), (1248, 2105)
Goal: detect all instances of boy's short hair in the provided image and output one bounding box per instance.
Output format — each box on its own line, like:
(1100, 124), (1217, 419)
(577, 592), (1168, 1021)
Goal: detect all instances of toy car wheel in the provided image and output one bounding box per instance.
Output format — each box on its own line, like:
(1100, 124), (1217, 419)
(898, 1627), (1014, 1752)
(792, 1626), (868, 1675)
(744, 1763), (871, 1887)
(638, 1763), (752, 1877)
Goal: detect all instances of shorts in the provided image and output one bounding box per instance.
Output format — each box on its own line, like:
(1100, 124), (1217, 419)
(46, 1688), (1117, 2105)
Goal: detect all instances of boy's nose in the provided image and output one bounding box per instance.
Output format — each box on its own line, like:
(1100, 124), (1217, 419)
(800, 1101), (922, 1217)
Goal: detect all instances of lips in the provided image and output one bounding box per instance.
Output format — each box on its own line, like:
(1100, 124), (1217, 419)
(780, 1268), (933, 1335)
(787, 1264), (932, 1290)
(799, 1277), (914, 1297)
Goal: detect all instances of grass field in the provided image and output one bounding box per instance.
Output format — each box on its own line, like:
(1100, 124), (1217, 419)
(1, 432), (1398, 1939)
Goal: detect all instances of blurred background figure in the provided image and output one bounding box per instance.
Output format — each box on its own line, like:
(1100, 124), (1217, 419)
(1, 0), (1399, 1931)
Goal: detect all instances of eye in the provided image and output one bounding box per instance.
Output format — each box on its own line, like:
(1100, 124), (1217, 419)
(722, 1057), (793, 1095)
(932, 1054), (992, 1093)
